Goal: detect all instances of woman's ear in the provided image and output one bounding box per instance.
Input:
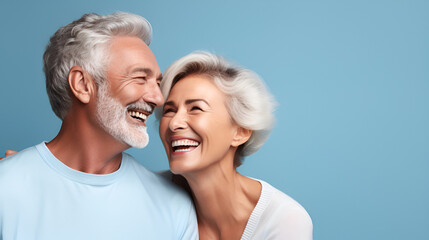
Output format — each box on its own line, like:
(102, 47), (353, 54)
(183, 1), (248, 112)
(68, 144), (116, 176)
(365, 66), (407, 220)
(232, 127), (252, 147)
(68, 66), (96, 104)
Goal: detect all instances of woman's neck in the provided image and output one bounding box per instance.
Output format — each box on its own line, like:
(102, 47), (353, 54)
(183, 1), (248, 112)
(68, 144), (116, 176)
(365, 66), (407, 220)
(184, 163), (262, 240)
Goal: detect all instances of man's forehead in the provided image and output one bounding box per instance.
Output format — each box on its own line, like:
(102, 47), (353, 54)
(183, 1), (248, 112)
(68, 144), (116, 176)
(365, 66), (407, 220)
(109, 36), (155, 60)
(107, 36), (161, 76)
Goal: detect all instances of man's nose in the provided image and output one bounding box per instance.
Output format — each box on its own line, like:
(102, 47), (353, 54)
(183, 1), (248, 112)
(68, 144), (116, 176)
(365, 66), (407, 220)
(143, 80), (164, 107)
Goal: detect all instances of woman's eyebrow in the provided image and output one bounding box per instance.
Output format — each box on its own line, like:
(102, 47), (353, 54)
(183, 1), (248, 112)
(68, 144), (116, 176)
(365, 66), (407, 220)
(163, 101), (175, 107)
(163, 99), (210, 108)
(185, 99), (209, 106)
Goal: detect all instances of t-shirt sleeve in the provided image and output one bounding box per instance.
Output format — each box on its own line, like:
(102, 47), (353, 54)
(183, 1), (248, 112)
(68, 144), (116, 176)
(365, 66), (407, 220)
(179, 201), (199, 240)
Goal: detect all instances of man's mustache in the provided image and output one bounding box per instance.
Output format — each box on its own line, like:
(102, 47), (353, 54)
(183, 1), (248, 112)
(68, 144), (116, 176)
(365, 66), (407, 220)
(127, 101), (154, 114)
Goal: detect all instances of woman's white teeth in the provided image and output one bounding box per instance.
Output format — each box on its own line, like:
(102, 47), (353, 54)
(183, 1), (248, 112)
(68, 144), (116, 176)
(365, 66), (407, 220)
(128, 111), (147, 122)
(171, 139), (199, 152)
(172, 139), (199, 148)
(175, 148), (192, 152)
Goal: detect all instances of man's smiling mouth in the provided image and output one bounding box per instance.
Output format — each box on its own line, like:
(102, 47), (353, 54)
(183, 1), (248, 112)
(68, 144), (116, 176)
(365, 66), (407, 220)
(128, 110), (148, 123)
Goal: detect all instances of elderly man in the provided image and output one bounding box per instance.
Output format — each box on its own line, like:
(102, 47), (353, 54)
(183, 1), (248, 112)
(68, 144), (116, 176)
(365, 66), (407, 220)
(0, 12), (197, 239)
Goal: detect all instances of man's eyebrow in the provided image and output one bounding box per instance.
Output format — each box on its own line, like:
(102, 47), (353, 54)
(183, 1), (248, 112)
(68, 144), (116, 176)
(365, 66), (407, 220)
(129, 67), (153, 76)
(129, 68), (162, 82)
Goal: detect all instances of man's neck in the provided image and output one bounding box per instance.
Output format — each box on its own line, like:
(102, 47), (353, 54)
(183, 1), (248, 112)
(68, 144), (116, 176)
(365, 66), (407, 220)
(46, 117), (128, 174)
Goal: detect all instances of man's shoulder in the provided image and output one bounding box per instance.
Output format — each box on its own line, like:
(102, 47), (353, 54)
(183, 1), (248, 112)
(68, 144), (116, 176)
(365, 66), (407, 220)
(123, 154), (191, 200)
(0, 144), (42, 175)
(123, 154), (195, 225)
(0, 144), (45, 199)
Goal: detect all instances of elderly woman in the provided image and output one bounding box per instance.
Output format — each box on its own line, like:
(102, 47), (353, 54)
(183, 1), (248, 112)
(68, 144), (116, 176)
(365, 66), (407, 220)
(158, 51), (313, 239)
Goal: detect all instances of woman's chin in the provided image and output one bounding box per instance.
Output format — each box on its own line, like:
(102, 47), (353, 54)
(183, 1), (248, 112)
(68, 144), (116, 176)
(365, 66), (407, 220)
(169, 163), (191, 176)
(169, 162), (201, 177)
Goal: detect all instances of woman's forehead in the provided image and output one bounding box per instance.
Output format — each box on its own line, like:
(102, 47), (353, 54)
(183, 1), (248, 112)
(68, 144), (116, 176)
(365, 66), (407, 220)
(168, 75), (224, 100)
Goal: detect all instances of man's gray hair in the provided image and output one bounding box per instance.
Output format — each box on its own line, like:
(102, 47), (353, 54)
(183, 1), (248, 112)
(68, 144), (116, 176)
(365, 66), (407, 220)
(43, 12), (152, 119)
(159, 51), (276, 167)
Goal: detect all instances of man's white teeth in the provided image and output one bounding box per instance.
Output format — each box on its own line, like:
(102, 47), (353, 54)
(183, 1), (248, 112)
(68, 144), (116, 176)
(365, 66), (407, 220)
(172, 139), (199, 148)
(128, 111), (148, 122)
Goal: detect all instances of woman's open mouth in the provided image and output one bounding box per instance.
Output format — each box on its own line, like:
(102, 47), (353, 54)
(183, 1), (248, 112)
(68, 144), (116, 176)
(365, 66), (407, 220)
(171, 139), (200, 153)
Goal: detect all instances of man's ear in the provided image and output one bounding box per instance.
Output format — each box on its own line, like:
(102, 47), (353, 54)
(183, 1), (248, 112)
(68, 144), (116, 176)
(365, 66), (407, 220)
(232, 127), (252, 147)
(68, 66), (96, 104)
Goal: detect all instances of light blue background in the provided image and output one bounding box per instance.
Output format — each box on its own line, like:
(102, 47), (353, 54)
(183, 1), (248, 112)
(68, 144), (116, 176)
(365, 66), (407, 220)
(1, 0), (428, 239)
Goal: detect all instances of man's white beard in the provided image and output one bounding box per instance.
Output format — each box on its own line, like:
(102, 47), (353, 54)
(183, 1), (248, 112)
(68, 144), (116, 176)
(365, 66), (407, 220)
(95, 83), (149, 148)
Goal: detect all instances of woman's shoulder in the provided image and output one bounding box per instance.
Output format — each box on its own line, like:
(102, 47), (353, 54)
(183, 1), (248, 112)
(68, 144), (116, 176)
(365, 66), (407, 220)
(247, 179), (313, 239)
(261, 180), (311, 221)
(263, 181), (309, 211)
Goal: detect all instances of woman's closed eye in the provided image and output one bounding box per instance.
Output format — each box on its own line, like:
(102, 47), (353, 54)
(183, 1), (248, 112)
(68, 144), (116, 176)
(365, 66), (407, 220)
(163, 107), (175, 115)
(190, 106), (203, 112)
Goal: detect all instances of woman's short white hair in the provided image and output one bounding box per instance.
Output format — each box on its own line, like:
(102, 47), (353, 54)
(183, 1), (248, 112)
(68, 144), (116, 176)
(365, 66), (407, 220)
(43, 12), (152, 119)
(159, 51), (276, 167)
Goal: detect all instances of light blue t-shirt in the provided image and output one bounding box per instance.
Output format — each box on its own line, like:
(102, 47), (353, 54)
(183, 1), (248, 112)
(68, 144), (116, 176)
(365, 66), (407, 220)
(0, 142), (198, 240)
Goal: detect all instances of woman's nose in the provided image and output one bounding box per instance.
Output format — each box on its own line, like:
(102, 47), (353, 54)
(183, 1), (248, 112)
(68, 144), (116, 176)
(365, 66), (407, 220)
(169, 111), (187, 132)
